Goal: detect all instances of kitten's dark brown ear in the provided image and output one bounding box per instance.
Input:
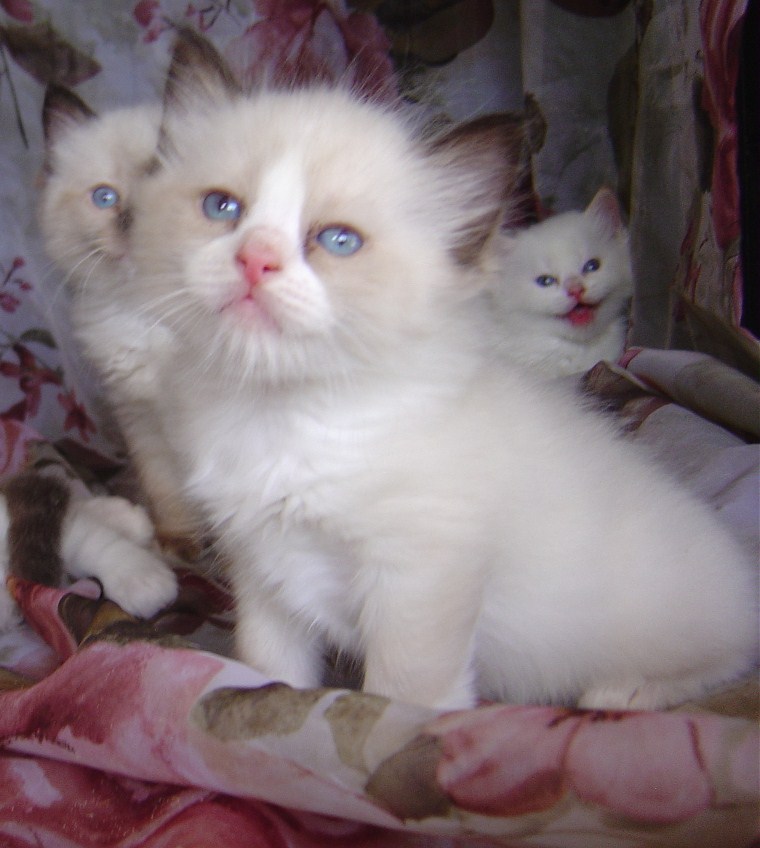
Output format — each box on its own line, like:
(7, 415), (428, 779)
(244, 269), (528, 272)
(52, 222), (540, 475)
(157, 27), (241, 157)
(41, 84), (96, 169)
(164, 27), (240, 106)
(426, 113), (532, 265)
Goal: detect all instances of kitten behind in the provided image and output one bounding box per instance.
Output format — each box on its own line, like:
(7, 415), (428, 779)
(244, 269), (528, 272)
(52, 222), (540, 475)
(39, 85), (159, 285)
(488, 188), (633, 376)
(39, 86), (202, 551)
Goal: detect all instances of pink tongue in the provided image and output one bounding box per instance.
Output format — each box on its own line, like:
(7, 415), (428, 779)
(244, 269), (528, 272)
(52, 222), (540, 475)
(566, 304), (596, 326)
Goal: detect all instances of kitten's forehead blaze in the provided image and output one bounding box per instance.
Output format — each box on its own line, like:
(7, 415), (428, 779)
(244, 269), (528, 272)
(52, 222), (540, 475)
(247, 152), (306, 241)
(160, 91), (421, 217)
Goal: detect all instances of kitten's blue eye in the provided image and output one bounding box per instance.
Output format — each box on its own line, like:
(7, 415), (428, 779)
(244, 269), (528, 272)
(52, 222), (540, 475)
(91, 185), (119, 209)
(535, 274), (558, 287)
(202, 191), (243, 222)
(316, 226), (363, 257)
(582, 258), (601, 273)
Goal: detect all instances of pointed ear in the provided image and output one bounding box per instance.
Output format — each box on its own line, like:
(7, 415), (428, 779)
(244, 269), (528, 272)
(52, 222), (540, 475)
(42, 84), (95, 146)
(158, 27), (241, 156)
(163, 27), (239, 113)
(426, 113), (527, 265)
(585, 187), (625, 237)
(41, 84), (96, 174)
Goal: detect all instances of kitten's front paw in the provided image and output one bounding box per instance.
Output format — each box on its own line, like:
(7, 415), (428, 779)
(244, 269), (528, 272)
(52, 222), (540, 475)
(99, 550), (178, 619)
(79, 496), (155, 547)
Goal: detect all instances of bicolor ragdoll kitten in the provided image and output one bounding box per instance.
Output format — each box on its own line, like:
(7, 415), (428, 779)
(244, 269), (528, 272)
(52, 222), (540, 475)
(488, 188), (633, 376)
(129, 32), (757, 711)
(0, 471), (178, 630)
(38, 86), (200, 548)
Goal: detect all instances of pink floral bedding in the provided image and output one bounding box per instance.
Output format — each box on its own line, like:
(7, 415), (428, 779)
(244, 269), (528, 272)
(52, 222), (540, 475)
(0, 1), (757, 846)
(0, 468), (757, 845)
(1, 353), (757, 848)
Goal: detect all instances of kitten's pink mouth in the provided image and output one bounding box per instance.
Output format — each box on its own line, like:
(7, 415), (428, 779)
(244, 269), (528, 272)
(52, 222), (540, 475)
(222, 293), (281, 332)
(563, 302), (599, 327)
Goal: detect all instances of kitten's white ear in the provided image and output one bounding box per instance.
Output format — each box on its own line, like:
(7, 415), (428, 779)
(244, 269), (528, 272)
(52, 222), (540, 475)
(426, 114), (525, 265)
(41, 84), (96, 167)
(158, 28), (240, 155)
(585, 187), (625, 237)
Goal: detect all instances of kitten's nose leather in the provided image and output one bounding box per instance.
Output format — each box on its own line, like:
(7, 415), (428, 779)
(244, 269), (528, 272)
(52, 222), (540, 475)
(235, 240), (282, 288)
(565, 276), (585, 300)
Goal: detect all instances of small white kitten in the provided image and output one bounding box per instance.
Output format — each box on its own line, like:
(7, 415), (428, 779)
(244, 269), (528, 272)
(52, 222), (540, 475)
(488, 188), (633, 376)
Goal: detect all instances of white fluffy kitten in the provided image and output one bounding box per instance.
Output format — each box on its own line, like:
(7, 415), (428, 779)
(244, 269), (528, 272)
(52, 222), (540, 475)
(38, 85), (199, 547)
(488, 188), (633, 376)
(0, 471), (177, 630)
(130, 33), (757, 711)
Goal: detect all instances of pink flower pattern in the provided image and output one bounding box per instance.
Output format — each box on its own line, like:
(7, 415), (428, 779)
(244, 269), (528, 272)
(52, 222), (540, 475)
(57, 389), (97, 442)
(0, 343), (61, 419)
(0, 3), (755, 845)
(700, 0), (745, 250)
(0, 561), (755, 847)
(225, 1), (396, 99)
(0, 0), (33, 22)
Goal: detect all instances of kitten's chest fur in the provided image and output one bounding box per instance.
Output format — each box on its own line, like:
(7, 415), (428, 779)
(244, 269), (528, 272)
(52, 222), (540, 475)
(498, 315), (626, 375)
(183, 379), (398, 531)
(182, 381), (409, 639)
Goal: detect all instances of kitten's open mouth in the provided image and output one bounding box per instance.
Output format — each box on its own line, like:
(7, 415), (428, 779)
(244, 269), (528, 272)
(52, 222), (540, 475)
(564, 302), (599, 327)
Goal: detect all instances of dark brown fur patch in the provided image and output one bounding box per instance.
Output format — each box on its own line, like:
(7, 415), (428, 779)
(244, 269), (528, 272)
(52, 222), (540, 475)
(3, 471), (69, 586)
(40, 84), (96, 177)
(157, 28), (241, 159)
(117, 207), (133, 234)
(427, 111), (534, 265)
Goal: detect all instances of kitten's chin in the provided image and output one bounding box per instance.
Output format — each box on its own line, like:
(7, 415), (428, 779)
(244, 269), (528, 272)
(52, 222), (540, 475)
(221, 295), (282, 335)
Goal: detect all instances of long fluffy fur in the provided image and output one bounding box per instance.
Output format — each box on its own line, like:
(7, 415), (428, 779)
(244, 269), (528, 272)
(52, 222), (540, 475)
(38, 87), (200, 545)
(125, 32), (758, 711)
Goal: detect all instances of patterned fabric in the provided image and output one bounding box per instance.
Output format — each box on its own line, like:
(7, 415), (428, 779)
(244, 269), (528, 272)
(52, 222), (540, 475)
(0, 493), (757, 846)
(0, 2), (757, 845)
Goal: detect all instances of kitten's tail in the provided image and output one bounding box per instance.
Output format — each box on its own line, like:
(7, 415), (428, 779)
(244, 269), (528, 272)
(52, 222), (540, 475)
(1, 471), (68, 586)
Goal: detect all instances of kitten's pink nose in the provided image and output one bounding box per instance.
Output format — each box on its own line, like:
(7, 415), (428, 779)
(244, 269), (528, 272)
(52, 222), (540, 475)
(565, 276), (586, 300)
(235, 240), (282, 289)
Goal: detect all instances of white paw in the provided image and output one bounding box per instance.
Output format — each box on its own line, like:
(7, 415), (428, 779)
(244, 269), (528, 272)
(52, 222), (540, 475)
(78, 496), (155, 547)
(99, 548), (178, 619)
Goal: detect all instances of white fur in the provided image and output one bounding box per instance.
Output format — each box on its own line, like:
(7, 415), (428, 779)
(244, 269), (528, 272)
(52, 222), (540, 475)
(60, 495), (178, 618)
(486, 191), (633, 376)
(0, 490), (177, 627)
(131, 82), (757, 711)
(38, 104), (198, 540)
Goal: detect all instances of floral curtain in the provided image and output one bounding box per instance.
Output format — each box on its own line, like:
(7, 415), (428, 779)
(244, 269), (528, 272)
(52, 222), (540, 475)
(0, 2), (757, 846)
